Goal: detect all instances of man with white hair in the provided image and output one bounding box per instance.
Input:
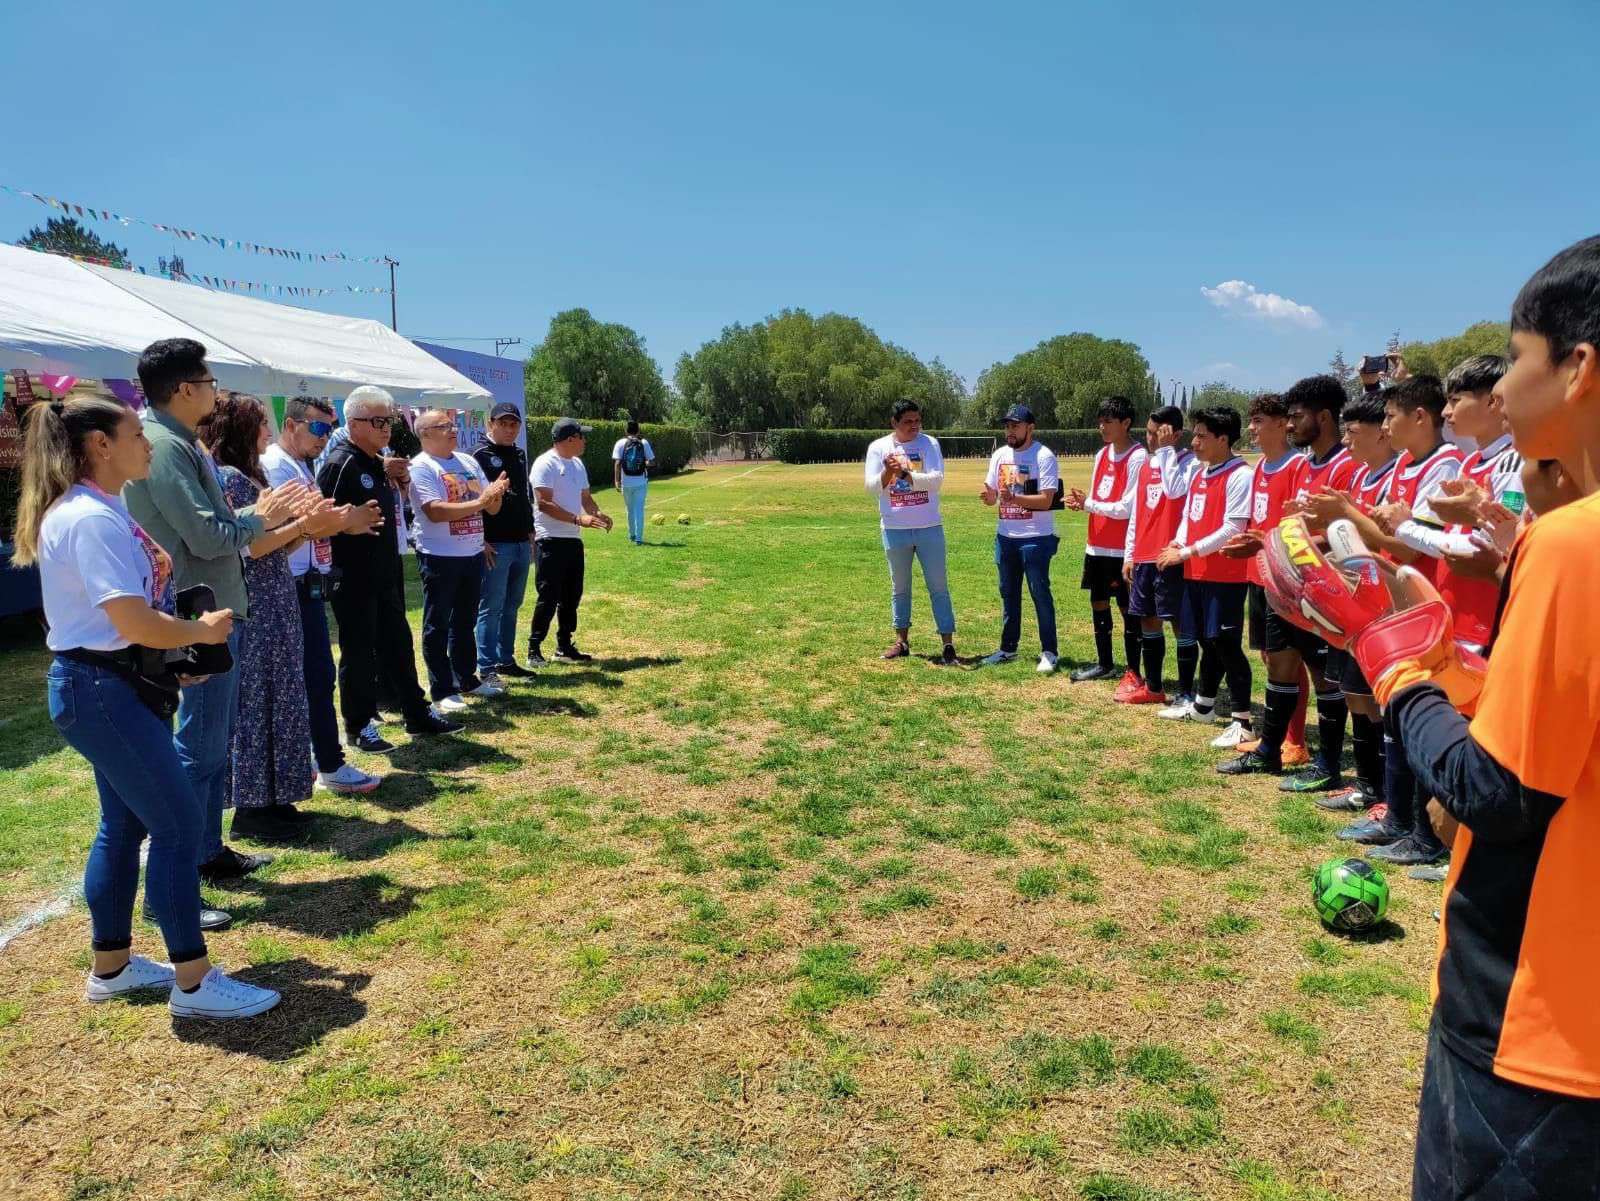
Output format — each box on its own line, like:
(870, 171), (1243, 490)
(317, 386), (463, 747)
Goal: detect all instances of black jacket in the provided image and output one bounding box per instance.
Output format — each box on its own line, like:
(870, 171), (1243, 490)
(473, 442), (533, 542)
(317, 440), (401, 575)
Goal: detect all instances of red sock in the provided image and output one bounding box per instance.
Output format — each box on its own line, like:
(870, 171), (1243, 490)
(1287, 666), (1310, 745)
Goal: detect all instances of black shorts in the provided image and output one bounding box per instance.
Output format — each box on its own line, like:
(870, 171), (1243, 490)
(1327, 648), (1372, 697)
(1247, 583), (1267, 652)
(1181, 580), (1248, 641)
(1261, 607), (1332, 672)
(1128, 562), (1184, 621)
(1080, 555), (1127, 604)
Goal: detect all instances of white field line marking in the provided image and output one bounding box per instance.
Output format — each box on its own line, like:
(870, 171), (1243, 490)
(0, 885), (81, 953)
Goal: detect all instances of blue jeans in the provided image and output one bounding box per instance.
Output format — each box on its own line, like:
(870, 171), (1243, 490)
(297, 580), (344, 774)
(623, 482), (648, 542)
(477, 540), (532, 672)
(48, 658), (208, 963)
(881, 525), (956, 634)
(175, 627), (242, 861)
(995, 533), (1059, 655)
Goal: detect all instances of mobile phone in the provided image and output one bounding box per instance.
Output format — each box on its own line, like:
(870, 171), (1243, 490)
(1359, 355), (1388, 376)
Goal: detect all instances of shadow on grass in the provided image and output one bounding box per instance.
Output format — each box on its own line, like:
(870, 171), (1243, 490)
(344, 770), (438, 813)
(294, 814), (432, 861)
(228, 871), (426, 938)
(590, 655), (682, 673)
(1336, 919), (1408, 945)
(387, 736), (520, 774)
(172, 956), (370, 1060)
(519, 669), (622, 690)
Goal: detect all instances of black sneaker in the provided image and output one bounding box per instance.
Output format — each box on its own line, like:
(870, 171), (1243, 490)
(231, 805), (314, 844)
(405, 710), (465, 736)
(353, 726), (395, 754)
(1335, 818), (1408, 845)
(146, 902), (232, 931)
(527, 648), (548, 668)
(554, 645), (593, 663)
(1315, 782), (1375, 812)
(1216, 750), (1281, 776)
(1279, 766), (1341, 793)
(941, 644), (958, 666)
(494, 662), (535, 679)
(1369, 834), (1449, 866)
(1070, 663), (1117, 682)
(199, 846), (273, 884)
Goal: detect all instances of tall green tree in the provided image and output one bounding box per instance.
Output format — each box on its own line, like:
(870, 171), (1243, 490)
(17, 216), (129, 268)
(1399, 321), (1509, 379)
(968, 333), (1154, 428)
(523, 308), (668, 421)
(1189, 380), (1252, 421)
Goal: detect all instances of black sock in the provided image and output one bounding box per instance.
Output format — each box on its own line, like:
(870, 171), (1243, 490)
(1122, 621), (1142, 674)
(1198, 638), (1224, 701)
(93, 962), (128, 981)
(1258, 681), (1300, 760)
(1217, 631), (1252, 715)
(1142, 630), (1166, 694)
(180, 980), (203, 994)
(1351, 712), (1383, 796)
(1383, 718), (1414, 832)
(1092, 606), (1114, 669)
(1315, 689), (1347, 777)
(1175, 637), (1199, 697)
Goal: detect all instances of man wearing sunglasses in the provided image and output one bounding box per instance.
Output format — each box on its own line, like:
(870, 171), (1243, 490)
(263, 397), (385, 794)
(317, 386), (463, 748)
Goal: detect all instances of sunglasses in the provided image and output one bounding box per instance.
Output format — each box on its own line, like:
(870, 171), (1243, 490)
(303, 419), (336, 437)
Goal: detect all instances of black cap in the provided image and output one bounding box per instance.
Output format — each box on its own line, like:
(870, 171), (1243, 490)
(1002, 404), (1036, 425)
(551, 417), (591, 442)
(489, 401), (521, 421)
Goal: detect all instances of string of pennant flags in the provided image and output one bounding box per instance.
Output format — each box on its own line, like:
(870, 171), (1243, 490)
(56, 252), (390, 298)
(1, 182), (391, 265)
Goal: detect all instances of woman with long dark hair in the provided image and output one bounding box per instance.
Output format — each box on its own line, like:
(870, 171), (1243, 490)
(14, 396), (279, 1019)
(197, 393), (342, 841)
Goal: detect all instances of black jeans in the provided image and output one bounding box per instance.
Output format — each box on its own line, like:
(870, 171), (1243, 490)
(330, 554), (431, 737)
(530, 537), (584, 651)
(1414, 1018), (1600, 1200)
(418, 552), (483, 701)
(296, 577), (344, 774)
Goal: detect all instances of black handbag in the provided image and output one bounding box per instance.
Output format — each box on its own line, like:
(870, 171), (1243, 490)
(58, 647), (181, 721)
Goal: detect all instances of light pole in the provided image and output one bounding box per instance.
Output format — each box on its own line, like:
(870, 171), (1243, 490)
(386, 258), (398, 331)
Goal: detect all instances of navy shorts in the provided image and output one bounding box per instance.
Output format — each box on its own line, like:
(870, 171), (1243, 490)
(1128, 562), (1184, 621)
(1182, 580), (1248, 641)
(1327, 648), (1372, 697)
(1080, 554), (1127, 604)
(1261, 606), (1331, 664)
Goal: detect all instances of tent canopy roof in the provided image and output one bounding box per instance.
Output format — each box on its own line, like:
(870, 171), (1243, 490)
(0, 243), (490, 408)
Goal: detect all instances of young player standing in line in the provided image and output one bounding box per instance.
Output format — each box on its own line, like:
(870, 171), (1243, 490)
(1218, 376), (1356, 788)
(1152, 407), (1254, 738)
(1119, 405), (1200, 705)
(1064, 396), (1146, 682)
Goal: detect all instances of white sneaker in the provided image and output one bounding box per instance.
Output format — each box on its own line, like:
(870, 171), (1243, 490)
(317, 763), (383, 794)
(1210, 720), (1252, 749)
(1036, 652), (1059, 674)
(982, 649), (1017, 666)
(465, 679), (505, 699)
(168, 967), (280, 1020)
(85, 954), (175, 1002)
(436, 694), (470, 714)
(1158, 697), (1198, 720)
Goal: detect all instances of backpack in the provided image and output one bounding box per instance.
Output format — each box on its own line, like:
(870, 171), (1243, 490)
(621, 437), (648, 477)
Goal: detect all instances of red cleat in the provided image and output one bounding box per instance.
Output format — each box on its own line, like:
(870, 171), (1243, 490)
(1123, 685), (1169, 705)
(1113, 670), (1144, 702)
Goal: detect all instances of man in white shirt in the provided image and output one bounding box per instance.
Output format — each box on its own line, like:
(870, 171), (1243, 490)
(409, 410), (510, 710)
(864, 400), (957, 664)
(980, 404), (1061, 672)
(529, 418), (612, 665)
(611, 420), (657, 545)
(261, 397), (384, 794)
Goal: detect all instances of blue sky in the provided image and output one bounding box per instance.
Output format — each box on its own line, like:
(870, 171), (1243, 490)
(3, 1), (1593, 399)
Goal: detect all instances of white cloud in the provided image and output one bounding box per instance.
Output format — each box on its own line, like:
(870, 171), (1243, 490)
(1197, 361), (1242, 378)
(1200, 280), (1325, 330)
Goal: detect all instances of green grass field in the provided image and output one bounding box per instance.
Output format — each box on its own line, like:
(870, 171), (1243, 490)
(0, 459), (1438, 1201)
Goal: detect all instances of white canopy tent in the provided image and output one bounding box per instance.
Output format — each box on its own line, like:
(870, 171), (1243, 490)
(0, 242), (491, 415)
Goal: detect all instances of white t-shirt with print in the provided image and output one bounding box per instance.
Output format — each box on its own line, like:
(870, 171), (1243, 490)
(39, 485), (166, 652)
(612, 437), (656, 486)
(531, 448), (591, 540)
(408, 451), (488, 557)
(261, 442), (332, 577)
(865, 433), (945, 530)
(985, 441), (1059, 539)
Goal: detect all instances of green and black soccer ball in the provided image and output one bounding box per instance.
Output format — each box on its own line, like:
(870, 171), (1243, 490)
(1312, 857), (1390, 933)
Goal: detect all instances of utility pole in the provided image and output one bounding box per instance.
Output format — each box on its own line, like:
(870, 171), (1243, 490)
(386, 258), (398, 331)
(494, 337), (522, 357)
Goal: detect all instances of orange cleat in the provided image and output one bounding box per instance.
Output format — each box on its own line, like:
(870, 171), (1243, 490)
(1113, 670), (1144, 703)
(1281, 741), (1311, 768)
(1123, 685), (1169, 705)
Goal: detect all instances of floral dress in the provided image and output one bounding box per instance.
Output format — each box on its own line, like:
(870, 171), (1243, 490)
(219, 466), (313, 809)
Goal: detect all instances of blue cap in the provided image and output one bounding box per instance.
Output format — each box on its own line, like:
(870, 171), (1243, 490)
(1002, 405), (1036, 425)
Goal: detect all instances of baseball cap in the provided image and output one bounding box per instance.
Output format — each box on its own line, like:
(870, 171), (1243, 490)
(1002, 404), (1036, 425)
(551, 417), (591, 441)
(489, 401), (521, 421)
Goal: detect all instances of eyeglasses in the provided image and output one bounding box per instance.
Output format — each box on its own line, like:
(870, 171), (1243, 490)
(186, 377), (218, 389)
(354, 415), (394, 429)
(419, 425), (457, 436)
(304, 420), (336, 437)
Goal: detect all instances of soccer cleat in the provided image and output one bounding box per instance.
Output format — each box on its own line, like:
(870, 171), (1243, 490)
(1281, 741), (1312, 768)
(1157, 696), (1198, 720)
(85, 954), (176, 1003)
(1210, 720), (1253, 750)
(880, 641), (910, 660)
(1036, 652), (1059, 674)
(940, 644), (958, 666)
(406, 710), (465, 736)
(981, 649), (1017, 666)
(1217, 750), (1281, 776)
(1122, 685), (1169, 705)
(554, 645), (594, 663)
(1335, 817), (1407, 844)
(494, 662), (534, 679)
(1112, 670), (1144, 701)
(317, 764), (383, 794)
(465, 679), (505, 699)
(169, 967), (281, 1021)
(199, 846), (273, 884)
(1279, 766), (1341, 794)
(1315, 783), (1375, 813)
(1368, 834), (1449, 866)
(1408, 864), (1449, 883)
(1070, 663), (1117, 682)
(436, 694), (470, 714)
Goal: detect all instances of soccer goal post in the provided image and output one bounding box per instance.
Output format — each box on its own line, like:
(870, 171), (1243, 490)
(937, 435), (997, 459)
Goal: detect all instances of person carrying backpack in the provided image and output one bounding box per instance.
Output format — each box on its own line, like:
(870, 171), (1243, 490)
(612, 421), (656, 545)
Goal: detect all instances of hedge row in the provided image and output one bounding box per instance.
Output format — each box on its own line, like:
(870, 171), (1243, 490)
(522, 416), (695, 487)
(767, 427), (1104, 464)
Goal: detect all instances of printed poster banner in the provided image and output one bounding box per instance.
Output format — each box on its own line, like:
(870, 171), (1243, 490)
(412, 341), (525, 453)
